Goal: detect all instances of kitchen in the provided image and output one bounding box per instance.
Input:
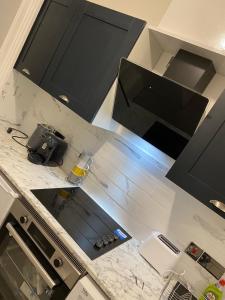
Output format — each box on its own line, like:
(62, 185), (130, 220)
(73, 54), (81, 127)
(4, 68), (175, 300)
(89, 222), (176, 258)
(0, 0), (225, 299)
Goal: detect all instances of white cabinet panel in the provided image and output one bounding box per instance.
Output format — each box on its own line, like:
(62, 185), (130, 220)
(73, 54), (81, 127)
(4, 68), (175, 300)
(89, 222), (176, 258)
(0, 174), (19, 226)
(66, 275), (107, 300)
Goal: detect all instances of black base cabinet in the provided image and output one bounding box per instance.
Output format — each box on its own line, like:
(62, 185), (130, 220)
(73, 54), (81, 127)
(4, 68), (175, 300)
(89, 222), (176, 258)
(15, 0), (146, 122)
(167, 90), (225, 219)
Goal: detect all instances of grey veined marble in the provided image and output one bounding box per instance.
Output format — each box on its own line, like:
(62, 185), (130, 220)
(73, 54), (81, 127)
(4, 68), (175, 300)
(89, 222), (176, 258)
(0, 121), (165, 300)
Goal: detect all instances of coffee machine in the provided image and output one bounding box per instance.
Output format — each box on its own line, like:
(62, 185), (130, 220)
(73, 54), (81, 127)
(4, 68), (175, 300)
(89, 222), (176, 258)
(27, 124), (68, 166)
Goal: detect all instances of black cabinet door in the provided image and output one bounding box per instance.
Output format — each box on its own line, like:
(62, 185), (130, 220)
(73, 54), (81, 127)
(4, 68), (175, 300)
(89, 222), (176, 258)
(167, 90), (225, 218)
(41, 2), (145, 122)
(15, 0), (83, 84)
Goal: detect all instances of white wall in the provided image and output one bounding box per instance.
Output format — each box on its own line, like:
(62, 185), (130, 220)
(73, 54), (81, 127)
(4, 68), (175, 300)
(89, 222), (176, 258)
(159, 0), (225, 52)
(0, 0), (21, 47)
(89, 0), (172, 25)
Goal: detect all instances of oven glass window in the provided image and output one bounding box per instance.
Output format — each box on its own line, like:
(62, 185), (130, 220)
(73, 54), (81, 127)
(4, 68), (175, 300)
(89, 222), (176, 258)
(0, 234), (53, 299)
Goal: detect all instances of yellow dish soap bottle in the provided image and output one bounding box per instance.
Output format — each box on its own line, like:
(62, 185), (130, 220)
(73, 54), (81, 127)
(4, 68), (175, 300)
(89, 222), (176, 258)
(199, 279), (225, 300)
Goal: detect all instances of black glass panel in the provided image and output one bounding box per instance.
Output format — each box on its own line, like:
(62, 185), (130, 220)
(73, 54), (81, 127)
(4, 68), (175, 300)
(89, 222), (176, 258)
(113, 59), (209, 158)
(143, 122), (189, 159)
(31, 188), (131, 260)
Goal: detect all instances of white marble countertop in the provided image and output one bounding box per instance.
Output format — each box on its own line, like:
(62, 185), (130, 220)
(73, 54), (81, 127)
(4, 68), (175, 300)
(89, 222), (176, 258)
(0, 122), (166, 300)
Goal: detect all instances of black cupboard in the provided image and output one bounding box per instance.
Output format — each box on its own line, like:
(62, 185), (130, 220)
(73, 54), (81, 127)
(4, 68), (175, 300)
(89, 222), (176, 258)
(167, 90), (225, 218)
(15, 0), (82, 85)
(15, 0), (146, 122)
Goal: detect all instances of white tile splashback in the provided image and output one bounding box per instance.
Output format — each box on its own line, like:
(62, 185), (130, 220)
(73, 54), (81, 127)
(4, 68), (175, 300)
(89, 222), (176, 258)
(1, 70), (225, 295)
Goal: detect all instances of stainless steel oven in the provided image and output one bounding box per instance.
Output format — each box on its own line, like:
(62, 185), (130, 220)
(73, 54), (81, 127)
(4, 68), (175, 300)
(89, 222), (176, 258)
(0, 197), (86, 300)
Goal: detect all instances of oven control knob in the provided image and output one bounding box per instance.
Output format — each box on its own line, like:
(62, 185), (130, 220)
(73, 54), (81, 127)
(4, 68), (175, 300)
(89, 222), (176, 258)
(95, 240), (103, 249)
(54, 258), (63, 268)
(106, 234), (115, 243)
(20, 216), (28, 224)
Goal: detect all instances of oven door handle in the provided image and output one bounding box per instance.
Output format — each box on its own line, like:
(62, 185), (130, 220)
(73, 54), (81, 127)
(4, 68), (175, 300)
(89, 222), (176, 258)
(6, 222), (58, 289)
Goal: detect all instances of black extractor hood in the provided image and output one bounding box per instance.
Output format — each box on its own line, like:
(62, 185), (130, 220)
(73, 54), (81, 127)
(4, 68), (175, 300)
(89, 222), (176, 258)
(112, 59), (209, 159)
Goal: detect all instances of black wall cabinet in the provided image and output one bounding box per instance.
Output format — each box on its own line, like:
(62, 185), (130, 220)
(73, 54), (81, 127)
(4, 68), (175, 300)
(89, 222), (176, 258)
(15, 0), (82, 85)
(15, 0), (145, 122)
(167, 90), (225, 218)
(41, 2), (145, 122)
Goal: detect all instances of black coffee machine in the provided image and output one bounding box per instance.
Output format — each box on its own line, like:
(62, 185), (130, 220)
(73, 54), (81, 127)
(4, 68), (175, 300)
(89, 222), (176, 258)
(27, 124), (68, 166)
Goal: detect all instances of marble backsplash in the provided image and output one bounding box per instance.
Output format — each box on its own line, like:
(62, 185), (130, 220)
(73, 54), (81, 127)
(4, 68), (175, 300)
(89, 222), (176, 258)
(1, 70), (225, 297)
(0, 71), (112, 170)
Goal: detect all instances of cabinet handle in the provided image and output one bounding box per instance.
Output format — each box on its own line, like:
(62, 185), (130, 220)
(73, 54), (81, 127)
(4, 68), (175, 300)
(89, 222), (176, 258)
(22, 68), (31, 76)
(59, 95), (69, 103)
(210, 200), (225, 213)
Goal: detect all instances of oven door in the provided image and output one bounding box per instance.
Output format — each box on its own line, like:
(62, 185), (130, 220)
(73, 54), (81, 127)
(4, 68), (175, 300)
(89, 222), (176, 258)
(0, 216), (69, 300)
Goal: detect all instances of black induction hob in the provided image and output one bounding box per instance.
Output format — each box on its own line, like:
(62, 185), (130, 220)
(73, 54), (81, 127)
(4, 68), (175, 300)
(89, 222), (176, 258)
(31, 187), (131, 260)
